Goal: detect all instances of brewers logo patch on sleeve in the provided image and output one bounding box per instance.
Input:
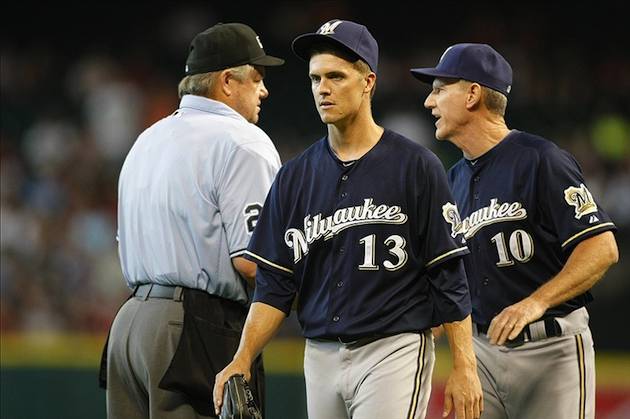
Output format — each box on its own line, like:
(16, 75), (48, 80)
(563, 183), (598, 220)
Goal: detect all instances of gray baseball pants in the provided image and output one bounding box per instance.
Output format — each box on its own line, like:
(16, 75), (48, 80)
(304, 331), (435, 419)
(474, 307), (595, 419)
(106, 295), (212, 419)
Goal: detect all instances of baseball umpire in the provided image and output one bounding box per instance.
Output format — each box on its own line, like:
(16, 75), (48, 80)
(411, 43), (619, 418)
(102, 23), (283, 418)
(213, 20), (483, 419)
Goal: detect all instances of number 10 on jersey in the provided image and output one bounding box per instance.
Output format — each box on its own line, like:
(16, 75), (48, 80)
(491, 229), (534, 267)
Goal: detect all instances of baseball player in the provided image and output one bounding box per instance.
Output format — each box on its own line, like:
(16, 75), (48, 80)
(214, 20), (483, 419)
(411, 43), (619, 419)
(103, 23), (283, 418)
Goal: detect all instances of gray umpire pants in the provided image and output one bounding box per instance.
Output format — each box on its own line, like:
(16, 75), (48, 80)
(474, 307), (595, 419)
(304, 331), (435, 419)
(106, 294), (212, 419)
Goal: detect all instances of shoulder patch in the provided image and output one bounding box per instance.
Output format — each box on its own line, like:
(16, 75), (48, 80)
(563, 183), (598, 219)
(442, 202), (463, 238)
(243, 202), (263, 234)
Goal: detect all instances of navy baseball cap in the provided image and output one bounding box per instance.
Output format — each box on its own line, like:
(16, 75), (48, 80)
(410, 43), (513, 96)
(292, 19), (379, 73)
(185, 23), (284, 75)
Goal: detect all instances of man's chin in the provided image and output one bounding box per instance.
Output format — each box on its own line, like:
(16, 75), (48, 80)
(319, 113), (338, 125)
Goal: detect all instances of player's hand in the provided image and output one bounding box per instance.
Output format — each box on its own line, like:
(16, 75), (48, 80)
(442, 365), (483, 418)
(213, 357), (252, 415)
(487, 296), (548, 345)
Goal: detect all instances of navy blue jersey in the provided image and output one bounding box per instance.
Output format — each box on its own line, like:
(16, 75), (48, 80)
(447, 130), (617, 325)
(245, 129), (471, 340)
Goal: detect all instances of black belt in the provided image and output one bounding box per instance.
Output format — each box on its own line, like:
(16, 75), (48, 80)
(475, 317), (562, 348)
(134, 283), (180, 299)
(317, 331), (419, 346)
(315, 335), (383, 346)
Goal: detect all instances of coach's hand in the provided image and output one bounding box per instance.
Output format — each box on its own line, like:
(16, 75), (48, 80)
(487, 296), (547, 346)
(443, 365), (483, 418)
(213, 357), (251, 415)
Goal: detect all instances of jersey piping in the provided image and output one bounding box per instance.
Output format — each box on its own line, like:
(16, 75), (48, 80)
(425, 246), (469, 268)
(229, 249), (248, 258)
(244, 250), (294, 274)
(561, 222), (616, 249)
(575, 334), (586, 419)
(406, 333), (427, 419)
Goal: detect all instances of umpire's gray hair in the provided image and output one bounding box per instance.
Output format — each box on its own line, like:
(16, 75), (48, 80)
(482, 86), (508, 116)
(177, 64), (250, 98)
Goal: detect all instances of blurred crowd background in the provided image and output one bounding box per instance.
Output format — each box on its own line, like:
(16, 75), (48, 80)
(1, 1), (629, 353)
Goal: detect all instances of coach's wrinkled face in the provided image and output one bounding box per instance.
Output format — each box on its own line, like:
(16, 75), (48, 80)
(424, 78), (470, 142)
(308, 53), (375, 126)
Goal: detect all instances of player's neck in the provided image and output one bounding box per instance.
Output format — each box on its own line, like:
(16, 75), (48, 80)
(460, 119), (510, 160)
(327, 115), (384, 162)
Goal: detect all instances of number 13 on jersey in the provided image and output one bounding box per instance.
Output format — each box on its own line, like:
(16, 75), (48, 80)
(358, 234), (408, 271)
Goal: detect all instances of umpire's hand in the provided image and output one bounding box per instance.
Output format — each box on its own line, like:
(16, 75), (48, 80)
(213, 358), (252, 415)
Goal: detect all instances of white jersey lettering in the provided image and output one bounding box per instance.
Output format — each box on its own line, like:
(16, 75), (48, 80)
(284, 198), (408, 263)
(443, 198), (527, 239)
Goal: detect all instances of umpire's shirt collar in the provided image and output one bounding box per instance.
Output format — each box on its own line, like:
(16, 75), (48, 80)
(179, 94), (247, 122)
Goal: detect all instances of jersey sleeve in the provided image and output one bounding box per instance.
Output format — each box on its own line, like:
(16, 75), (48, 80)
(418, 153), (470, 269)
(427, 257), (472, 324)
(537, 146), (616, 251)
(244, 166), (295, 276)
(252, 265), (296, 315)
(217, 144), (279, 258)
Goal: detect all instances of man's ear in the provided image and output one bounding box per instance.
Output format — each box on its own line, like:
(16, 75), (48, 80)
(365, 72), (376, 93)
(219, 69), (234, 96)
(465, 82), (482, 110)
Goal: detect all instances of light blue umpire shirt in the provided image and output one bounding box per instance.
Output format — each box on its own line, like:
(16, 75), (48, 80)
(117, 95), (281, 304)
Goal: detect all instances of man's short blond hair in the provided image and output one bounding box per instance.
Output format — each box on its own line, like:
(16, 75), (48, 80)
(481, 86), (508, 116)
(177, 64), (250, 98)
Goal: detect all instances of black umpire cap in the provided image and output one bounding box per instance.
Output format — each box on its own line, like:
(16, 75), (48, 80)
(185, 23), (284, 75)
